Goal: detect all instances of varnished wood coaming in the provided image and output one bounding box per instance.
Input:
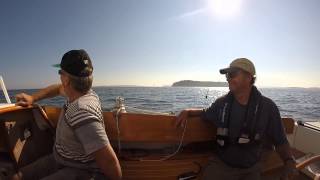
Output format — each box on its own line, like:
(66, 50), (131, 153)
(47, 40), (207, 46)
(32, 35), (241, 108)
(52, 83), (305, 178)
(43, 106), (216, 144)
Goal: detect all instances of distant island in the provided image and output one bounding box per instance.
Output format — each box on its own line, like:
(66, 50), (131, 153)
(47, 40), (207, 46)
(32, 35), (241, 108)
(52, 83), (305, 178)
(172, 80), (228, 87)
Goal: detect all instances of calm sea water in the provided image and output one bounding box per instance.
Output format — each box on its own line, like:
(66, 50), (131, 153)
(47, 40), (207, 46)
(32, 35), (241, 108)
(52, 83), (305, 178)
(1, 87), (320, 122)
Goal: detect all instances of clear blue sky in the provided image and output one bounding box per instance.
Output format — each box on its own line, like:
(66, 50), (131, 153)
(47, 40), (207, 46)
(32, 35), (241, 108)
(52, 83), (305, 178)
(1, 0), (320, 89)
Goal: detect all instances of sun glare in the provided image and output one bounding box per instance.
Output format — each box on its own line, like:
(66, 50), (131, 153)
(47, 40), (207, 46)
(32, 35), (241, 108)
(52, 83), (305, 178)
(207, 0), (243, 19)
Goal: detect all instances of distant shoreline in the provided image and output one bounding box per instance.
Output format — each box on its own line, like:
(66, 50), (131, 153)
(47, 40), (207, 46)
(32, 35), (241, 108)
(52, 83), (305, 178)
(172, 80), (228, 87)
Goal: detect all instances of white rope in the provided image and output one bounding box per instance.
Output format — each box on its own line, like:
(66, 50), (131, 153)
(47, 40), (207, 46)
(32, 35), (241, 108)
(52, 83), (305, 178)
(139, 116), (189, 162)
(292, 121), (299, 148)
(125, 106), (172, 115)
(115, 105), (188, 161)
(115, 108), (122, 155)
(113, 96), (186, 161)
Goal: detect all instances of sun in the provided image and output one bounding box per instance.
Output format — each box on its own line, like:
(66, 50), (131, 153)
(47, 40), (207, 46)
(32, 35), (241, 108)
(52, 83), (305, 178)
(207, 0), (243, 19)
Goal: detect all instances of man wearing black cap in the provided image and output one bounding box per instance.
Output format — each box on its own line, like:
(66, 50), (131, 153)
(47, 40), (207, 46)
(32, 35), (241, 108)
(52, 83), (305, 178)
(13, 50), (122, 180)
(176, 58), (297, 180)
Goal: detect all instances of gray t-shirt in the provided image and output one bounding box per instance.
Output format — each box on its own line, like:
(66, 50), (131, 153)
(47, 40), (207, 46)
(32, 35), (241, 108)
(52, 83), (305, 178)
(53, 90), (109, 170)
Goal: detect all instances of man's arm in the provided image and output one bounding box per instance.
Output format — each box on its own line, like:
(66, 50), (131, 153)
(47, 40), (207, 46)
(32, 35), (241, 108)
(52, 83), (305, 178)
(268, 101), (298, 179)
(276, 143), (298, 179)
(15, 84), (65, 106)
(276, 143), (294, 163)
(176, 99), (220, 128)
(72, 117), (122, 180)
(94, 144), (122, 180)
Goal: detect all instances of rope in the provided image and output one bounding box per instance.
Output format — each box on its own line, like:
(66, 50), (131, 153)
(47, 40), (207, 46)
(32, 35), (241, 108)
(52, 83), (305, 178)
(125, 106), (172, 115)
(113, 96), (186, 161)
(293, 121), (299, 148)
(139, 116), (189, 162)
(115, 107), (122, 155)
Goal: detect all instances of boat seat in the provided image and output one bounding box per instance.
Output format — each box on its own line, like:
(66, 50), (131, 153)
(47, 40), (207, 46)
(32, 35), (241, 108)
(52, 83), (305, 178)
(0, 107), (54, 168)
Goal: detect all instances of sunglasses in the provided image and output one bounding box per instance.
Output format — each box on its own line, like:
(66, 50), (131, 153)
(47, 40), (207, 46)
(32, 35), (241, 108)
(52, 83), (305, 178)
(58, 70), (65, 75)
(226, 69), (241, 80)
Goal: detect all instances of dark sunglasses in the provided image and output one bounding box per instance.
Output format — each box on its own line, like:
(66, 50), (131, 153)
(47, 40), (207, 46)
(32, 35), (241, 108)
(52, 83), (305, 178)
(226, 69), (241, 80)
(58, 70), (64, 75)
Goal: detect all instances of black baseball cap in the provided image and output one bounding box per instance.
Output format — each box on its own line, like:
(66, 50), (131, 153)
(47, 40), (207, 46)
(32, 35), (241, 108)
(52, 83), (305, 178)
(53, 49), (93, 77)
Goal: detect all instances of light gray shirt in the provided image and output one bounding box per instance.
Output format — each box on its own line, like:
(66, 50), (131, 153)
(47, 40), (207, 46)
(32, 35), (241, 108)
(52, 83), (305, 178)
(53, 90), (109, 170)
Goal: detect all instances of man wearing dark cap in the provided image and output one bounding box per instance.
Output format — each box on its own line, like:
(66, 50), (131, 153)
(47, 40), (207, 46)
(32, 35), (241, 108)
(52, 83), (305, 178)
(13, 50), (122, 180)
(176, 58), (297, 180)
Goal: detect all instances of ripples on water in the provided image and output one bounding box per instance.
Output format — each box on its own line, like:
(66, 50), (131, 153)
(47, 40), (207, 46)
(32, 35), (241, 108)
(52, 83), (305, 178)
(1, 87), (319, 121)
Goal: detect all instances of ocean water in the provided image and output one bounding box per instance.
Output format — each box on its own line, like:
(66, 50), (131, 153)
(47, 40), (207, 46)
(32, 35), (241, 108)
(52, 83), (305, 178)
(1, 86), (320, 122)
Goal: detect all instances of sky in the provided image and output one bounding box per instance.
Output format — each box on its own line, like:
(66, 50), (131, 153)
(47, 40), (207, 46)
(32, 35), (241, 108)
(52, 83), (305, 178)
(1, 0), (320, 89)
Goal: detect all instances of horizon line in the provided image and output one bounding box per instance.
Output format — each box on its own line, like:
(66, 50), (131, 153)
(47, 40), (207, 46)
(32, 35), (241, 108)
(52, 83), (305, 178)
(5, 84), (320, 91)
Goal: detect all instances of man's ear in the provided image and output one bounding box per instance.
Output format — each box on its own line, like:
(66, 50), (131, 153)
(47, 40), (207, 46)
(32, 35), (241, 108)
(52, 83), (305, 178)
(65, 76), (71, 86)
(61, 76), (70, 87)
(244, 73), (252, 85)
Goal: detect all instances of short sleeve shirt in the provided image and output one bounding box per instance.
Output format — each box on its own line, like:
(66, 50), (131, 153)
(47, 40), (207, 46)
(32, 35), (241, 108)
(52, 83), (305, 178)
(53, 90), (109, 170)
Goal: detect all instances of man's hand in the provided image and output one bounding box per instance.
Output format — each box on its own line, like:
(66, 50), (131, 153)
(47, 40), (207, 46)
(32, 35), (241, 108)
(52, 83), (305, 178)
(15, 93), (34, 107)
(276, 143), (299, 180)
(15, 84), (63, 107)
(175, 110), (189, 128)
(280, 160), (299, 180)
